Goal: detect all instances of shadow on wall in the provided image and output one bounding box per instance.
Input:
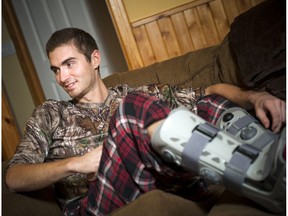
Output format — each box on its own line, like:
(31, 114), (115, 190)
(85, 0), (128, 75)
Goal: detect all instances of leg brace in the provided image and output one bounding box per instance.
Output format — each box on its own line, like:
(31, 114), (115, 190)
(151, 107), (286, 214)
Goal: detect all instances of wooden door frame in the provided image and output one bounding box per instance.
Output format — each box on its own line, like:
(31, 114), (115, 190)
(2, 88), (21, 161)
(3, 0), (46, 106)
(106, 0), (143, 70)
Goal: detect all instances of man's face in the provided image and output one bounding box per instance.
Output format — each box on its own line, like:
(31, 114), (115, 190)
(48, 44), (100, 101)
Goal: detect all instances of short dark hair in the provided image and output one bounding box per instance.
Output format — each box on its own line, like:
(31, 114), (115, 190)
(46, 28), (99, 62)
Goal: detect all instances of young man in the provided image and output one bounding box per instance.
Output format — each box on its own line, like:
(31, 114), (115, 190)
(6, 28), (285, 215)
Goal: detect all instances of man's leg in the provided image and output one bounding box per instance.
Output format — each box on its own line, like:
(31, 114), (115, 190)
(150, 102), (285, 214)
(79, 93), (193, 215)
(74, 93), (235, 216)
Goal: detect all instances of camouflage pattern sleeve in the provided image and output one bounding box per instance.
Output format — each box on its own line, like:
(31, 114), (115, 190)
(8, 100), (60, 168)
(131, 83), (206, 111)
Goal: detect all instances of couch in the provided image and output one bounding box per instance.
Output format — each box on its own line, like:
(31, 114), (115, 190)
(2, 40), (283, 216)
(3, 0), (285, 215)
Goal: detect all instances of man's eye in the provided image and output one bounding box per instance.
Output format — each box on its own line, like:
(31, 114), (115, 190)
(51, 68), (59, 74)
(66, 61), (74, 68)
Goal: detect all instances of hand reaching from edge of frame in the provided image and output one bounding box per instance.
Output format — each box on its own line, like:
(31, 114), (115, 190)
(248, 91), (286, 133)
(205, 84), (286, 133)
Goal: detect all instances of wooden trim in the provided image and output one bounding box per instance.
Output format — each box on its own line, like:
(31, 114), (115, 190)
(2, 89), (21, 161)
(3, 0), (46, 106)
(106, 0), (143, 70)
(131, 0), (212, 27)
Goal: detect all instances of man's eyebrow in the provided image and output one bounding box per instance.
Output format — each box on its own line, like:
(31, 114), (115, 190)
(62, 57), (76, 65)
(50, 57), (76, 71)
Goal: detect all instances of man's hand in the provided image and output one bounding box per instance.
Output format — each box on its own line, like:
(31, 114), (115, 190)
(248, 91), (286, 133)
(205, 84), (286, 133)
(73, 145), (103, 181)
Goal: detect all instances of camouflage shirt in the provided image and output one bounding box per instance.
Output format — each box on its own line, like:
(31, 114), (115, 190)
(8, 84), (204, 203)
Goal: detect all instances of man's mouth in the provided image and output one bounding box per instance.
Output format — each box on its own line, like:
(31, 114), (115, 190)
(64, 81), (77, 90)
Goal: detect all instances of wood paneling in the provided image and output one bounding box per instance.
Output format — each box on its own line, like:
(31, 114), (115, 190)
(2, 90), (20, 161)
(107, 0), (264, 70)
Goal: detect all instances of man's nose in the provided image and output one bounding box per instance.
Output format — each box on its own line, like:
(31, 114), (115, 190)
(59, 69), (70, 83)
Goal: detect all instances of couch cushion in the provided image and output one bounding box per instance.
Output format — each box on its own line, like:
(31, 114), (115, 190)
(109, 189), (209, 216)
(207, 191), (281, 216)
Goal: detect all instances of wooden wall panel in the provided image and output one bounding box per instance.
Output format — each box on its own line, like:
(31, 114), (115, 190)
(158, 17), (182, 58)
(107, 0), (265, 70)
(2, 91), (20, 161)
(222, 0), (241, 25)
(133, 26), (156, 66)
(184, 8), (207, 49)
(197, 4), (221, 46)
(236, 0), (253, 14)
(171, 13), (194, 53)
(209, 0), (230, 39)
(145, 21), (169, 61)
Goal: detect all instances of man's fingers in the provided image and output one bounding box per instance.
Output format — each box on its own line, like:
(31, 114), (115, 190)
(256, 109), (270, 129)
(270, 101), (286, 133)
(87, 172), (97, 181)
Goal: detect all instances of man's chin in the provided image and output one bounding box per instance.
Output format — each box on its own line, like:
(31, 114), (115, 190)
(68, 92), (85, 101)
(67, 91), (78, 99)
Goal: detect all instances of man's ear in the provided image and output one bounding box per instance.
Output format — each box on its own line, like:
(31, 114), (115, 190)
(91, 49), (101, 68)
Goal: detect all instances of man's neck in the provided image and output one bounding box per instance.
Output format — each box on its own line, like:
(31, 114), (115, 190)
(75, 79), (109, 104)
